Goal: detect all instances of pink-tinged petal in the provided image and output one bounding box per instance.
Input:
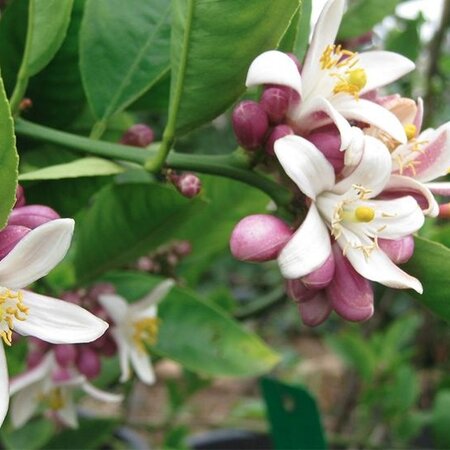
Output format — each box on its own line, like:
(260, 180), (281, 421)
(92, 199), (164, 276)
(98, 294), (129, 325)
(404, 123), (450, 182)
(82, 382), (123, 403)
(327, 246), (374, 322)
(15, 291), (108, 344)
(340, 235), (422, 293)
(335, 135), (392, 197)
(278, 205), (332, 279)
(334, 97), (407, 144)
(387, 97), (418, 126)
(298, 293), (332, 327)
(426, 182), (450, 196)
(0, 344), (8, 427)
(378, 236), (414, 264)
(230, 214), (293, 262)
(274, 135), (335, 199)
(111, 328), (131, 383)
(246, 50), (302, 96)
(294, 97), (353, 149)
(384, 175), (439, 217)
(302, 0), (345, 94)
(131, 279), (174, 318)
(286, 279), (318, 302)
(129, 347), (155, 385)
(359, 51), (415, 94)
(414, 97), (424, 133)
(0, 219), (74, 290)
(301, 254), (335, 289)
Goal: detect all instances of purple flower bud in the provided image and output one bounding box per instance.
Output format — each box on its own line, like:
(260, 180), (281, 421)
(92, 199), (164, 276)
(307, 126), (344, 173)
(76, 347), (101, 379)
(265, 125), (294, 156)
(15, 185), (26, 208)
(8, 205), (60, 229)
(232, 100), (269, 150)
(87, 282), (116, 300)
(301, 254), (335, 289)
(173, 173), (202, 198)
(0, 225), (31, 260)
(120, 123), (154, 147)
(286, 279), (318, 302)
(93, 334), (117, 357)
(173, 240), (192, 256)
(61, 291), (82, 305)
(260, 87), (291, 124)
(54, 344), (78, 367)
(230, 214), (293, 262)
(298, 294), (332, 327)
(327, 246), (374, 322)
(52, 367), (72, 383)
(27, 350), (45, 369)
(378, 236), (414, 264)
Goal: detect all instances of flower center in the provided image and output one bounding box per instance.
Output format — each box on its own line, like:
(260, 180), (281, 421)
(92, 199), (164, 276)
(41, 387), (65, 410)
(404, 123), (417, 141)
(133, 317), (159, 353)
(354, 206), (375, 222)
(0, 289), (29, 346)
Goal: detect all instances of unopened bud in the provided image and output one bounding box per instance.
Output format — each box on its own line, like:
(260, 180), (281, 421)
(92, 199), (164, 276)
(307, 126), (344, 173)
(260, 87), (291, 124)
(265, 125), (294, 156)
(439, 202), (450, 219)
(54, 344), (78, 367)
(301, 254), (335, 289)
(173, 240), (192, 256)
(378, 236), (414, 264)
(93, 334), (117, 357)
(87, 282), (116, 300)
(327, 246), (374, 322)
(230, 214), (293, 262)
(286, 279), (318, 302)
(232, 100), (269, 150)
(120, 123), (154, 147)
(15, 185), (26, 208)
(298, 294), (332, 327)
(8, 205), (60, 229)
(172, 173), (202, 198)
(27, 350), (45, 369)
(19, 98), (32, 111)
(0, 225), (31, 259)
(76, 347), (101, 379)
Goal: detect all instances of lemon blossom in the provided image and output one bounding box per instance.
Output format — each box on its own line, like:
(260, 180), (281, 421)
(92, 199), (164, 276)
(274, 133), (425, 292)
(0, 219), (108, 427)
(99, 279), (174, 385)
(9, 352), (122, 428)
(245, 0), (415, 149)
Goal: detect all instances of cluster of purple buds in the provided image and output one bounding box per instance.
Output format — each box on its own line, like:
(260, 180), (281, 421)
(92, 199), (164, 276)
(133, 240), (192, 275)
(120, 123), (154, 148)
(168, 171), (202, 199)
(26, 283), (118, 379)
(0, 185), (60, 260)
(231, 54), (301, 155)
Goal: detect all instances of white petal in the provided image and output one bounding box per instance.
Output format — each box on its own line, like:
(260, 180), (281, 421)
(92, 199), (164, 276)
(10, 386), (40, 428)
(294, 97), (353, 149)
(129, 347), (155, 385)
(130, 279), (175, 318)
(302, 0), (345, 94)
(82, 382), (123, 403)
(359, 51), (415, 94)
(335, 97), (407, 144)
(335, 135), (392, 196)
(0, 219), (74, 290)
(9, 352), (54, 396)
(386, 175), (439, 217)
(274, 135), (335, 199)
(56, 391), (78, 428)
(278, 205), (332, 279)
(0, 344), (8, 427)
(340, 236), (422, 293)
(98, 294), (129, 325)
(245, 50), (302, 95)
(112, 328), (131, 383)
(15, 291), (108, 344)
(426, 182), (450, 196)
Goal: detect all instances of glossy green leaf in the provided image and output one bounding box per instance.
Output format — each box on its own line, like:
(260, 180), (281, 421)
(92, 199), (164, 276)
(0, 74), (19, 229)
(338, 0), (401, 40)
(1, 419), (54, 450)
(74, 183), (203, 284)
(168, 0), (301, 136)
(22, 0), (74, 77)
(19, 157), (123, 181)
(404, 237), (450, 322)
(106, 272), (280, 377)
(80, 0), (171, 121)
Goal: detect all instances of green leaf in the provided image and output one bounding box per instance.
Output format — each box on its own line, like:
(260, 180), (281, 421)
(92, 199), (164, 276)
(386, 16), (423, 61)
(168, 0), (301, 136)
(432, 390), (450, 449)
(19, 157), (124, 180)
(1, 419), (54, 450)
(0, 73), (18, 229)
(22, 0), (74, 77)
(106, 272), (280, 377)
(74, 183), (204, 284)
(338, 0), (401, 40)
(403, 237), (450, 322)
(80, 0), (171, 121)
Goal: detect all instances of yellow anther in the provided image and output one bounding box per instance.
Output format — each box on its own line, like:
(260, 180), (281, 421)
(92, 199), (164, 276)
(333, 68), (367, 99)
(355, 206), (375, 222)
(347, 68), (367, 90)
(404, 123), (417, 141)
(133, 317), (160, 353)
(48, 388), (65, 410)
